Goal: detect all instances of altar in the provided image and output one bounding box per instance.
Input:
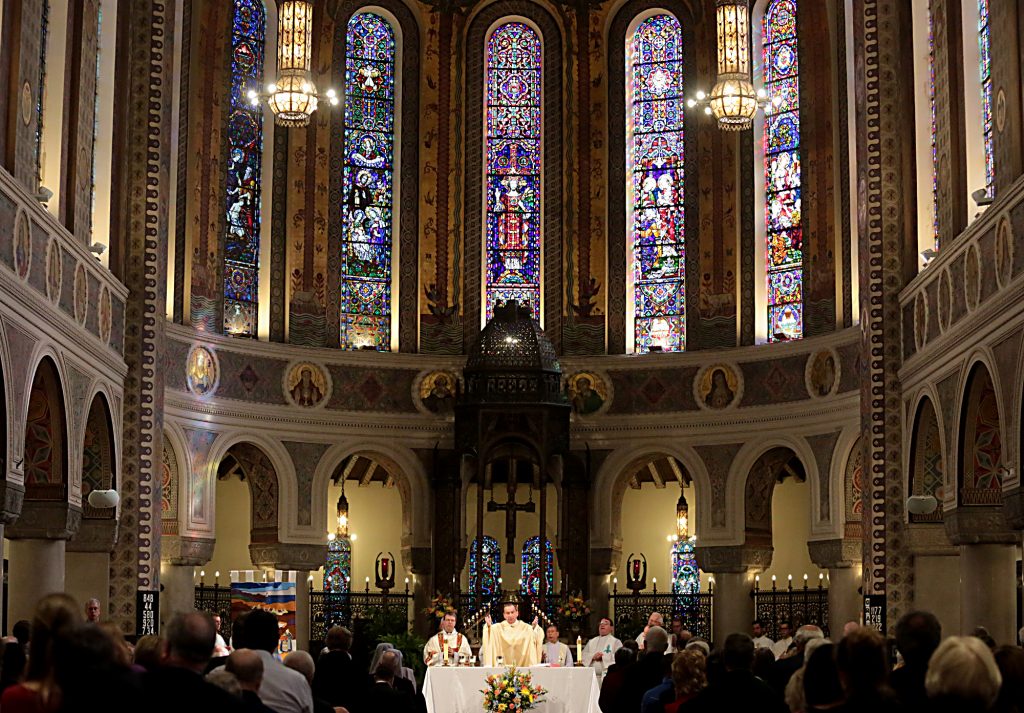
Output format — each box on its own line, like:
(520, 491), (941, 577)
(422, 666), (601, 713)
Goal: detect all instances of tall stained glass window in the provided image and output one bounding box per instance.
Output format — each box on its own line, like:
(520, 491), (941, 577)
(470, 536), (501, 596)
(628, 14), (686, 353)
(763, 0), (802, 341)
(341, 13), (397, 349)
(929, 8), (938, 246)
(977, 0), (994, 198)
(323, 536), (352, 593)
(223, 0), (265, 337)
(521, 536), (554, 596)
(671, 536), (699, 594)
(485, 22), (543, 321)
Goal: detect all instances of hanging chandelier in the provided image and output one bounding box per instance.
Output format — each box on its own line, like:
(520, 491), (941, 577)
(248, 1), (337, 127)
(336, 482), (350, 537)
(688, 0), (778, 131)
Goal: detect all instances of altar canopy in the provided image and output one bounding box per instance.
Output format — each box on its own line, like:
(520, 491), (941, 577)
(423, 667), (601, 713)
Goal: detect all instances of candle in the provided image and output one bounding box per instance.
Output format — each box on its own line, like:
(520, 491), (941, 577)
(576, 636), (582, 665)
(443, 641), (449, 665)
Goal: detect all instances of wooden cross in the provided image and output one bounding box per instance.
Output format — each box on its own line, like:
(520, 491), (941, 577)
(487, 466), (535, 563)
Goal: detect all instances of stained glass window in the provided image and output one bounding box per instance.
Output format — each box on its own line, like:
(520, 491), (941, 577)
(323, 536), (352, 593)
(223, 0), (265, 337)
(671, 536), (699, 594)
(341, 13), (397, 349)
(977, 0), (994, 198)
(763, 0), (802, 341)
(929, 8), (938, 246)
(470, 535), (501, 596)
(485, 22), (543, 321)
(35, 0), (50, 186)
(629, 14), (686, 353)
(521, 536), (554, 596)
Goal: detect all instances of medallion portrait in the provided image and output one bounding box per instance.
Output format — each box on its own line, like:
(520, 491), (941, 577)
(186, 346), (218, 397)
(696, 364), (739, 410)
(284, 361), (331, 408)
(566, 371), (609, 415)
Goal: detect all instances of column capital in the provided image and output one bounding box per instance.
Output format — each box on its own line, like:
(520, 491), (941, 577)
(67, 518), (118, 553)
(696, 545), (772, 574)
(0, 480), (24, 525)
(1000, 487), (1024, 531)
(250, 542), (326, 571)
(161, 535), (216, 566)
(7, 501), (82, 540)
(591, 546), (622, 577)
(402, 545), (432, 575)
(807, 538), (861, 569)
(944, 507), (1017, 546)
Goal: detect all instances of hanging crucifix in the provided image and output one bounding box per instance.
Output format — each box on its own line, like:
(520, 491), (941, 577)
(487, 458), (535, 563)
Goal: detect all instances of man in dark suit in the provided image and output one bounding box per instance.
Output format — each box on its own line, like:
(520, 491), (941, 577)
(682, 634), (787, 713)
(620, 626), (671, 713)
(365, 650), (416, 713)
(890, 611), (941, 713)
(313, 626), (367, 712)
(768, 625), (823, 696)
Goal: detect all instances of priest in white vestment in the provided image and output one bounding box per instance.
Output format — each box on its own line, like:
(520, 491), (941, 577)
(635, 612), (675, 653)
(582, 617), (622, 676)
(423, 611), (473, 666)
(480, 603), (544, 667)
(541, 624), (573, 666)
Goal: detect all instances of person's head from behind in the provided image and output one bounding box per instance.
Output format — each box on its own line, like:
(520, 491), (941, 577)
(994, 645), (1024, 713)
(284, 650), (315, 685)
(226, 648), (264, 692)
(325, 625), (352, 652)
(375, 649), (399, 683)
(671, 650), (707, 699)
(0, 640), (27, 687)
(804, 643), (843, 708)
(241, 609), (280, 654)
(52, 623), (125, 704)
(752, 647), (776, 680)
(973, 626), (997, 650)
(836, 627), (890, 694)
(623, 639), (640, 655)
(98, 622), (133, 667)
(614, 645), (636, 667)
(164, 612), (216, 672)
(926, 636), (1001, 711)
(12, 620), (30, 647)
(84, 598), (101, 623)
(503, 603), (519, 624)
(895, 610), (941, 668)
(794, 625), (824, 653)
(27, 593), (82, 682)
(722, 633), (755, 672)
(133, 635), (163, 671)
(206, 669), (242, 698)
(644, 626), (669, 655)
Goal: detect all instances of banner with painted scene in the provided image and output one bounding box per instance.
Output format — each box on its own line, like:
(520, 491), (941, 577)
(231, 570), (298, 657)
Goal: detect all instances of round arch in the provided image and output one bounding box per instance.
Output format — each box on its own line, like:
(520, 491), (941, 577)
(956, 358), (1005, 506)
(907, 391), (946, 522)
(22, 354), (70, 501)
(81, 390), (117, 518)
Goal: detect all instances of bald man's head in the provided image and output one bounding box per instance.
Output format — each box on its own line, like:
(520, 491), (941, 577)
(225, 648), (264, 691)
(284, 650), (315, 684)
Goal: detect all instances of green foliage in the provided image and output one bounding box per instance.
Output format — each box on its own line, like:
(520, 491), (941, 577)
(381, 630), (428, 683)
(359, 606), (426, 686)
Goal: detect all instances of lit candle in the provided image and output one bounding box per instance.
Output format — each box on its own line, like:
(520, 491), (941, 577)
(443, 641), (449, 665)
(576, 636), (582, 665)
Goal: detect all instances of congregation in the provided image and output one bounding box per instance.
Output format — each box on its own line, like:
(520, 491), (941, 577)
(0, 594), (1020, 713)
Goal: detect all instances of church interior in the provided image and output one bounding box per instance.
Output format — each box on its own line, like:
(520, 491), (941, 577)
(0, 0), (1022, 669)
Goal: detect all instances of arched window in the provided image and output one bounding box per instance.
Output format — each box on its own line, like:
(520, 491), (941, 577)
(671, 536), (699, 594)
(628, 14), (686, 353)
(762, 0), (802, 341)
(976, 0), (993, 198)
(340, 12), (398, 350)
(521, 535), (553, 596)
(912, 0), (938, 261)
(223, 0), (266, 337)
(324, 536), (352, 593)
(35, 0), (50, 187)
(484, 22), (543, 321)
(470, 535), (501, 595)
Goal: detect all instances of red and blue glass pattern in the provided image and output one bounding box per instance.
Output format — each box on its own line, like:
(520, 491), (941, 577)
(341, 13), (397, 350)
(470, 535), (501, 596)
(978, 0), (994, 198)
(671, 537), (699, 594)
(485, 23), (542, 320)
(763, 0), (802, 341)
(224, 0), (265, 338)
(521, 536), (554, 596)
(630, 14), (686, 353)
(323, 537), (352, 593)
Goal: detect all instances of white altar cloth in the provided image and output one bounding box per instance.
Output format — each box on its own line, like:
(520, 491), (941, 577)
(423, 666), (601, 713)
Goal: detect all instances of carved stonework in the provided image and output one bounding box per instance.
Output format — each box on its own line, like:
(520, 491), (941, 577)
(1001, 487), (1024, 530)
(944, 506), (1016, 545)
(0, 481), (25, 525)
(249, 542), (326, 571)
(66, 518), (118, 553)
(402, 545), (432, 575)
(807, 538), (861, 569)
(161, 535), (216, 566)
(7, 501), (82, 540)
(695, 545), (773, 574)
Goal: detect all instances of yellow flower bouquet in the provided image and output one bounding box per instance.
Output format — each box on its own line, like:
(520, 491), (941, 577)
(481, 667), (546, 712)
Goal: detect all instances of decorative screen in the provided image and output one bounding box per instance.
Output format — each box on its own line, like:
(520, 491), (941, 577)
(763, 0), (802, 341)
(521, 535), (554, 596)
(629, 14), (686, 353)
(341, 12), (397, 350)
(324, 536), (352, 593)
(223, 0), (266, 337)
(470, 535), (501, 596)
(485, 22), (543, 321)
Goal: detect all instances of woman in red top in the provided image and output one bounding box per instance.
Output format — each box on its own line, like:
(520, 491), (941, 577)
(664, 650), (708, 713)
(1, 593), (82, 713)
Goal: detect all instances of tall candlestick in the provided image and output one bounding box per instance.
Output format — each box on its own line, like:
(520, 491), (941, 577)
(443, 641), (449, 665)
(576, 635), (582, 665)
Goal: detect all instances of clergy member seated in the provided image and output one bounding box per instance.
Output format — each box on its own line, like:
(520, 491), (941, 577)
(423, 610), (472, 666)
(481, 602), (544, 667)
(583, 617), (622, 676)
(636, 612), (675, 653)
(541, 624), (573, 666)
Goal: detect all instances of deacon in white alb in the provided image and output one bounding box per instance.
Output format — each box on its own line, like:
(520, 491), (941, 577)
(581, 617), (622, 675)
(423, 611), (473, 666)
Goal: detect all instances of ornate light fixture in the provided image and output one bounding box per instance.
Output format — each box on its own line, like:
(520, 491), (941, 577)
(248, 1), (337, 127)
(676, 487), (689, 538)
(336, 481), (350, 537)
(688, 0), (778, 131)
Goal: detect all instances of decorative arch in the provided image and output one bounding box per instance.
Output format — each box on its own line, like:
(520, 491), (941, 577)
(23, 357), (68, 500)
(464, 0), (563, 349)
(81, 392), (116, 519)
(330, 0), (421, 352)
(161, 427), (183, 534)
(607, 0), (698, 353)
(216, 441), (281, 547)
(958, 362), (1004, 506)
(908, 396), (945, 522)
(842, 434), (864, 540)
(742, 446), (806, 545)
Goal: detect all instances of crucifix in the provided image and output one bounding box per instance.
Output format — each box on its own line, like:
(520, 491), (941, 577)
(487, 459), (535, 563)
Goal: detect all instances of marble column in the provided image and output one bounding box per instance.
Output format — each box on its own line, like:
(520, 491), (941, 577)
(960, 543), (1016, 644)
(295, 573), (311, 651)
(8, 539), (66, 623)
(159, 562), (198, 626)
(711, 571), (756, 647)
(65, 552), (111, 610)
(826, 565), (862, 636)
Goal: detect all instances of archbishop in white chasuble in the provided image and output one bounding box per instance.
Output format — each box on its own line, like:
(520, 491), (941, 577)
(480, 603), (544, 667)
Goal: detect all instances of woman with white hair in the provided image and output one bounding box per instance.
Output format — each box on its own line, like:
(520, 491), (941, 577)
(925, 636), (1002, 713)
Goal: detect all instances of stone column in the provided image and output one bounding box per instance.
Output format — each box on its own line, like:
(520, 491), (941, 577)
(826, 566), (863, 636)
(959, 544), (1016, 643)
(590, 546), (619, 626)
(295, 573), (311, 651)
(159, 562), (198, 624)
(710, 571), (756, 647)
(8, 539), (66, 623)
(404, 545), (432, 638)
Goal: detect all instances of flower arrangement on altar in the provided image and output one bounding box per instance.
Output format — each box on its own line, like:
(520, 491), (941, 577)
(556, 592), (591, 625)
(481, 667), (546, 713)
(423, 591), (455, 621)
